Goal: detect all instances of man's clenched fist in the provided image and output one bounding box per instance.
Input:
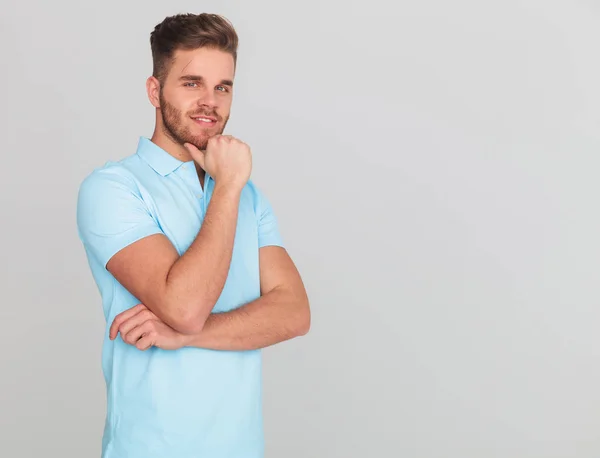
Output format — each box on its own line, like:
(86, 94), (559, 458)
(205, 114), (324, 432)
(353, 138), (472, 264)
(184, 135), (252, 190)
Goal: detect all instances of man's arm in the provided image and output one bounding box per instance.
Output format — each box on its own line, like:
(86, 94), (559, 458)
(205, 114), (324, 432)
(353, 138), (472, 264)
(106, 137), (251, 335)
(184, 245), (310, 350)
(106, 177), (309, 350)
(77, 136), (252, 335)
(106, 182), (241, 335)
(110, 246), (309, 351)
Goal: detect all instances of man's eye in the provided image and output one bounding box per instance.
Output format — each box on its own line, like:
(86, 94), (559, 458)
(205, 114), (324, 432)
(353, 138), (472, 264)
(184, 82), (198, 87)
(216, 86), (229, 92)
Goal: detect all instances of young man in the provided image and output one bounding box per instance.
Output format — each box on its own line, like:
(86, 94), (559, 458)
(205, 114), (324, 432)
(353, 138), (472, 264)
(76, 13), (310, 458)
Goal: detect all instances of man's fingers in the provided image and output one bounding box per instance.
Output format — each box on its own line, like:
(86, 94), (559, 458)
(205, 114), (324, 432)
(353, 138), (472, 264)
(123, 320), (152, 344)
(109, 303), (145, 339)
(135, 332), (155, 351)
(124, 321), (155, 350)
(109, 303), (146, 340)
(117, 309), (153, 340)
(183, 142), (198, 153)
(184, 142), (206, 170)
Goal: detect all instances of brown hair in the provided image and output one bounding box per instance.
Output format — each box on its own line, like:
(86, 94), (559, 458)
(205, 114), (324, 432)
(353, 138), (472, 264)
(150, 13), (238, 82)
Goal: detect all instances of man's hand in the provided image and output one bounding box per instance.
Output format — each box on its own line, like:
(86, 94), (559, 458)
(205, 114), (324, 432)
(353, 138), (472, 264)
(184, 134), (252, 190)
(109, 303), (190, 351)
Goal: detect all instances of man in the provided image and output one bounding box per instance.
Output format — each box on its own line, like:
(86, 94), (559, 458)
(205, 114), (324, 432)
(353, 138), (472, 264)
(76, 12), (310, 458)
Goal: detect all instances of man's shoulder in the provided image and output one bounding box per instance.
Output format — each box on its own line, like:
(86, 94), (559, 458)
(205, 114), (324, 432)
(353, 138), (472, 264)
(244, 178), (259, 195)
(76, 155), (148, 215)
(243, 178), (266, 205)
(245, 178), (275, 198)
(242, 179), (279, 218)
(79, 153), (141, 192)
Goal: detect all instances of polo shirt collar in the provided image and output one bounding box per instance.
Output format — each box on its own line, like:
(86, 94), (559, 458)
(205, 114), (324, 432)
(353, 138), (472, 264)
(136, 137), (183, 176)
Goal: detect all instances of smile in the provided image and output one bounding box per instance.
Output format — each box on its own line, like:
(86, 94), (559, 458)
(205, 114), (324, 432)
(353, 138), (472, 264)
(191, 117), (217, 125)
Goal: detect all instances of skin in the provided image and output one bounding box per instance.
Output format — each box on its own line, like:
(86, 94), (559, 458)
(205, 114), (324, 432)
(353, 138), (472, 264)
(106, 46), (310, 351)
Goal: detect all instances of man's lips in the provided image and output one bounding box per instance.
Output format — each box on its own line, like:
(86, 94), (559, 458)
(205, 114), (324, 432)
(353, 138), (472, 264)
(190, 115), (218, 124)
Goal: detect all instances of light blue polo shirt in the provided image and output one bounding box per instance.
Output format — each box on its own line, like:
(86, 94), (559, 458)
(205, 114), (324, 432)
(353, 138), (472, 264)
(76, 137), (284, 458)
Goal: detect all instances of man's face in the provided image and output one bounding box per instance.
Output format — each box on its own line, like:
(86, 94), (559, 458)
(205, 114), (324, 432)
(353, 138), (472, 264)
(158, 47), (234, 150)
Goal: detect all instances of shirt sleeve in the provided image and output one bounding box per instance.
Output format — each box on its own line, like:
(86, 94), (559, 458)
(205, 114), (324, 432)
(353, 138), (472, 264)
(76, 168), (164, 269)
(256, 186), (285, 249)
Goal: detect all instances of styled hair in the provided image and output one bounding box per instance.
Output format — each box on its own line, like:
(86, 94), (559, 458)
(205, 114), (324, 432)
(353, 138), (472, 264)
(150, 13), (238, 82)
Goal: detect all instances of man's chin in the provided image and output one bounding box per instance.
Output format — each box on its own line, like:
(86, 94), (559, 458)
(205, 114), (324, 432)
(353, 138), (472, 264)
(182, 136), (209, 151)
(189, 133), (223, 150)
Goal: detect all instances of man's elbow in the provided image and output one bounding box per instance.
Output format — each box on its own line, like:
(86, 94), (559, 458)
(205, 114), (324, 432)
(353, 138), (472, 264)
(295, 299), (311, 337)
(164, 301), (211, 335)
(173, 316), (206, 335)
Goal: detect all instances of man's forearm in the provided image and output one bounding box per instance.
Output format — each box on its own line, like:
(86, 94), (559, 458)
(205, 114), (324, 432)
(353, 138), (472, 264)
(163, 183), (241, 331)
(183, 287), (310, 351)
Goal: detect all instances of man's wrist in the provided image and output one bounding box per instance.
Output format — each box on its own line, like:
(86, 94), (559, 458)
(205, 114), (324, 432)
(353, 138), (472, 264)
(178, 331), (194, 348)
(180, 330), (203, 348)
(213, 181), (243, 200)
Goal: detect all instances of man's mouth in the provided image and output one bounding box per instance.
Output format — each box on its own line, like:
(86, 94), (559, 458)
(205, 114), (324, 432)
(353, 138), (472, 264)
(191, 116), (217, 126)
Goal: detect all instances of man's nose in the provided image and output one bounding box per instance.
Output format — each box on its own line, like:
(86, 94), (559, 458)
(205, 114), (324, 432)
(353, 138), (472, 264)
(197, 88), (217, 108)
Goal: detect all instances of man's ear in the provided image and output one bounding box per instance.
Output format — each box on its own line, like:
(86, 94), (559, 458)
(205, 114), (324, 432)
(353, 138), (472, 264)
(146, 76), (161, 108)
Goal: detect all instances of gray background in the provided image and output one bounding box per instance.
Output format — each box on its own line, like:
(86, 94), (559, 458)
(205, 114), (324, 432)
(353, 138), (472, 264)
(1, 0), (599, 457)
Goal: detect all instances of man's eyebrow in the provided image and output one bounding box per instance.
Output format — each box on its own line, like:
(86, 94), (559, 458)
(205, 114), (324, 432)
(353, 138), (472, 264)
(179, 75), (234, 86)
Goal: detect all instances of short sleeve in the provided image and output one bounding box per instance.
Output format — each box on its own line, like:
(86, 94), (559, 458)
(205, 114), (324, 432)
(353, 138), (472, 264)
(256, 187), (284, 249)
(76, 169), (163, 268)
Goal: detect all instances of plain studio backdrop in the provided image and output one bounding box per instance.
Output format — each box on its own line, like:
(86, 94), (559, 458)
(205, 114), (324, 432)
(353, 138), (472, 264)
(1, 0), (600, 457)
